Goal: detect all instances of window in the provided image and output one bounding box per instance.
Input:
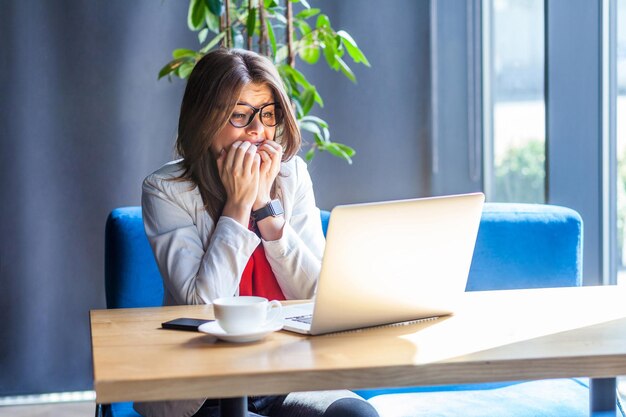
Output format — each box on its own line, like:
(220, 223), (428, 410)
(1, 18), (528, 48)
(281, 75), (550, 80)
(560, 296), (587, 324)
(483, 0), (546, 203)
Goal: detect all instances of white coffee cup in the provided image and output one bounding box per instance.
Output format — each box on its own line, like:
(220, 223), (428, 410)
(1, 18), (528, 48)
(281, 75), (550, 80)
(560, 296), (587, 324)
(212, 296), (282, 334)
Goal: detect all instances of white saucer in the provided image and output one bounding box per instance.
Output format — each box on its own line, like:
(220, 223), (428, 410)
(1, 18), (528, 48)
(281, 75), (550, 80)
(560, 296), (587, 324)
(198, 320), (284, 343)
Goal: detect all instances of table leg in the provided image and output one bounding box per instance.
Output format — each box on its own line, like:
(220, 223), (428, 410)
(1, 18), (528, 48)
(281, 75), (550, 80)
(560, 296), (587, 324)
(219, 397), (248, 417)
(590, 378), (616, 416)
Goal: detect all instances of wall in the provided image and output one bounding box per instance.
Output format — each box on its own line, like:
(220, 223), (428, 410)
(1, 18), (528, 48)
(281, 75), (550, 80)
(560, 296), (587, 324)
(303, 1), (432, 209)
(0, 1), (432, 395)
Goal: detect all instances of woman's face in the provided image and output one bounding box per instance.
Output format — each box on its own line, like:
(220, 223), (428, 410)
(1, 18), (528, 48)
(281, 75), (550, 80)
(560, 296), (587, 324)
(210, 82), (277, 157)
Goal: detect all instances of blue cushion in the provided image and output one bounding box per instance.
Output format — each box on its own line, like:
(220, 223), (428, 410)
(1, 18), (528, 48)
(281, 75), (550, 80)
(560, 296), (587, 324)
(105, 207), (163, 308)
(355, 382), (523, 399)
(367, 379), (590, 417)
(320, 209), (330, 236)
(104, 402), (141, 417)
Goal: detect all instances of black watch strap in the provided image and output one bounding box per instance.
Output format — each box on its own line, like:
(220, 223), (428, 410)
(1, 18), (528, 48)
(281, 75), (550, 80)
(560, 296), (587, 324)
(251, 199), (284, 222)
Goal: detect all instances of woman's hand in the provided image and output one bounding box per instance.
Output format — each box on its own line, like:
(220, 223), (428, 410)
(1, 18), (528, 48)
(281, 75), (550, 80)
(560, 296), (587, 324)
(253, 140), (283, 211)
(252, 140), (285, 241)
(217, 141), (261, 226)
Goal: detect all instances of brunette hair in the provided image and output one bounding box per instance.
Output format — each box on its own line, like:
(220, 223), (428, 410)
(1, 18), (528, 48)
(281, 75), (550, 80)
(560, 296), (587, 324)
(175, 48), (301, 221)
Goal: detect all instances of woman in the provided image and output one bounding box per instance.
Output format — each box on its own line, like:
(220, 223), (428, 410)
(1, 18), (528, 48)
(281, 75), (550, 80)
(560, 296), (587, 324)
(136, 49), (379, 417)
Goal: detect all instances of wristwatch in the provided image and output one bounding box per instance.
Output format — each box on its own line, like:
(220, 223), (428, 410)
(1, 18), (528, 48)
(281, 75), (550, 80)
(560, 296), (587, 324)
(251, 199), (284, 222)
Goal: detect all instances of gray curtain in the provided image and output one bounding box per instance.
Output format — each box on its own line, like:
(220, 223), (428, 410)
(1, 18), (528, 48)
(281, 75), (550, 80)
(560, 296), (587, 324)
(0, 1), (194, 395)
(0, 0), (431, 395)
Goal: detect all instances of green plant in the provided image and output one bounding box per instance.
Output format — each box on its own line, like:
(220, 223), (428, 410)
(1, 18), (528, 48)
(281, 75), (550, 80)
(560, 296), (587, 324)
(494, 139), (545, 203)
(159, 0), (370, 164)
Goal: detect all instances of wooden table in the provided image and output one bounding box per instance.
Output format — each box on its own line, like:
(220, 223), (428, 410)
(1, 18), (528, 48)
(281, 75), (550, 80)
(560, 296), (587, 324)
(90, 286), (626, 416)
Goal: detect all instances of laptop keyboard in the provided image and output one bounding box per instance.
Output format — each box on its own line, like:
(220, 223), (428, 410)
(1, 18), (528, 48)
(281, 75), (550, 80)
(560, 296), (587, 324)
(289, 314), (313, 324)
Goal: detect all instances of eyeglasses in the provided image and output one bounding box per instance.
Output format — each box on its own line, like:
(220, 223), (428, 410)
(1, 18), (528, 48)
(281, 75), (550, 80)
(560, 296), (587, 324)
(229, 102), (284, 128)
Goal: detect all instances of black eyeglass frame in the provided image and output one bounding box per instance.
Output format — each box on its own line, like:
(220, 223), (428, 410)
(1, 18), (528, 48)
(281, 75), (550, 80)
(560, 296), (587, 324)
(228, 102), (283, 128)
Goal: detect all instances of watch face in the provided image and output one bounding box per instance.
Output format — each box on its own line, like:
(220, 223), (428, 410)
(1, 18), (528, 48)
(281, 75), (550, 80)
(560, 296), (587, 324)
(269, 200), (284, 216)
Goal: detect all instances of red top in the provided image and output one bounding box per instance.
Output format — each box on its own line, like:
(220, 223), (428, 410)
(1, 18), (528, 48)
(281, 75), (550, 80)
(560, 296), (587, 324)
(238, 222), (286, 300)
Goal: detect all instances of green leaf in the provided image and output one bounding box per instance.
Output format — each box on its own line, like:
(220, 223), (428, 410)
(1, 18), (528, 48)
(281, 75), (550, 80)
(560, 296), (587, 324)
(321, 126), (330, 141)
(300, 88), (316, 115)
(292, 99), (304, 118)
(299, 38), (320, 64)
(274, 45), (288, 64)
(326, 143), (353, 164)
(273, 13), (287, 25)
(334, 34), (345, 55)
(264, 0), (278, 8)
(198, 28), (209, 43)
(335, 55), (356, 83)
(337, 30), (371, 66)
(294, 20), (312, 36)
(323, 41), (338, 70)
(299, 0), (311, 9)
(205, 0), (224, 16)
(300, 115), (328, 128)
(283, 65), (313, 90)
(205, 11), (220, 33)
(335, 143), (356, 157)
(313, 133), (325, 146)
(295, 8), (320, 20)
(321, 32), (341, 69)
(177, 61), (196, 79)
(316, 14), (331, 29)
(172, 48), (197, 59)
(279, 65), (300, 93)
(299, 120), (322, 136)
(246, 7), (256, 35)
(313, 90), (323, 107)
(158, 64), (176, 80)
(200, 31), (226, 53)
(266, 20), (277, 57)
(158, 57), (194, 80)
(304, 146), (316, 162)
(323, 31), (340, 52)
(188, 0), (206, 31)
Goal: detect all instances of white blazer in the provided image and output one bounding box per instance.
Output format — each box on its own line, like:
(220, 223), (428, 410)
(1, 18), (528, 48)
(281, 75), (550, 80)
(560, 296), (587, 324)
(135, 156), (325, 417)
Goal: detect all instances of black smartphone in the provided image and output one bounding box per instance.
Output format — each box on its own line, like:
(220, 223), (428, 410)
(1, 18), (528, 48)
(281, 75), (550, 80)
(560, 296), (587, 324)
(161, 318), (213, 331)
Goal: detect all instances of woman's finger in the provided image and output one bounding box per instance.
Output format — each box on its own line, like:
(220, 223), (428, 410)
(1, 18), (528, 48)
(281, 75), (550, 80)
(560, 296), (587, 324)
(261, 144), (282, 175)
(258, 149), (270, 163)
(263, 142), (282, 160)
(260, 143), (277, 153)
(233, 141), (252, 173)
(225, 141), (241, 172)
(263, 140), (282, 150)
(252, 153), (261, 174)
(242, 142), (258, 175)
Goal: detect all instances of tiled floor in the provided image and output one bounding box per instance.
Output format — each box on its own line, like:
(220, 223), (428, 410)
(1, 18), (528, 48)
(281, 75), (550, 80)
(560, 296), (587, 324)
(0, 402), (95, 417)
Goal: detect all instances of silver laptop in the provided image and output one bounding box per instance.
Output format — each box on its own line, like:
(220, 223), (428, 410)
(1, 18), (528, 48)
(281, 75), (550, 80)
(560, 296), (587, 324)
(282, 192), (485, 335)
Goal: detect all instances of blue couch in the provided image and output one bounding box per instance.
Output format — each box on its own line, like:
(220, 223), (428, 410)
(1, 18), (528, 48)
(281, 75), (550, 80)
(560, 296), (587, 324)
(103, 203), (598, 417)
